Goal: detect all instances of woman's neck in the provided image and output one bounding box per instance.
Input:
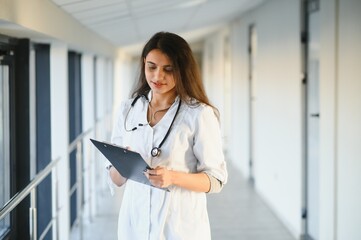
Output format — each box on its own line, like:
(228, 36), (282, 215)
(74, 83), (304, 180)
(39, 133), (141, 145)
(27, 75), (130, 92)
(147, 91), (177, 126)
(150, 91), (177, 109)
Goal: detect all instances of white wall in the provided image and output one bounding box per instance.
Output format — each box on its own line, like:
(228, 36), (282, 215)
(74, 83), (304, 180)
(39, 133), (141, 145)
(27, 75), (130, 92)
(113, 50), (138, 115)
(202, 30), (230, 150)
(336, 0), (361, 239)
(93, 57), (113, 196)
(95, 57), (114, 136)
(203, 32), (226, 116)
(81, 54), (97, 219)
(319, 0), (338, 239)
(95, 58), (107, 125)
(319, 0), (361, 239)
(228, 0), (303, 237)
(50, 43), (70, 240)
(229, 21), (250, 175)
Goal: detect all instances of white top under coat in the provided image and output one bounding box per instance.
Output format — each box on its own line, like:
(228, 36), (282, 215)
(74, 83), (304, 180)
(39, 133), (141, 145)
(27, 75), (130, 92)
(110, 91), (228, 240)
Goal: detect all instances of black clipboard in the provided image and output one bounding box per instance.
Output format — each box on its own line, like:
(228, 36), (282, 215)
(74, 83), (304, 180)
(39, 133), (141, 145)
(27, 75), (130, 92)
(90, 138), (168, 191)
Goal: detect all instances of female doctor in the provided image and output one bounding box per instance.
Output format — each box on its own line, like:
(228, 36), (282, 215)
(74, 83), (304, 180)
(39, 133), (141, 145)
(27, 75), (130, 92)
(108, 31), (227, 240)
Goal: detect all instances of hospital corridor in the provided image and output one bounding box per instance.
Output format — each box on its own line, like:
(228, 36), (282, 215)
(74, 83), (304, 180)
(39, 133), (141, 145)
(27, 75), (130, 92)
(1, 0), (361, 239)
(70, 162), (295, 240)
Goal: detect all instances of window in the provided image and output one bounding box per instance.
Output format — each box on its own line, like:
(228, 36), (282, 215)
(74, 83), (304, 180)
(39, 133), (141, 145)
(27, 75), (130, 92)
(1, 36), (32, 240)
(0, 60), (11, 237)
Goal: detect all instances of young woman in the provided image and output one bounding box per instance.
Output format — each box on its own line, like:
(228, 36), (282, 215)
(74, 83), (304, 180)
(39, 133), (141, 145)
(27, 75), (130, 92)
(108, 31), (227, 240)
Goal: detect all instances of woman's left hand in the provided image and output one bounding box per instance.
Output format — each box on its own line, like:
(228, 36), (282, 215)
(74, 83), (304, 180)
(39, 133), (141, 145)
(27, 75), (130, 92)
(145, 166), (173, 188)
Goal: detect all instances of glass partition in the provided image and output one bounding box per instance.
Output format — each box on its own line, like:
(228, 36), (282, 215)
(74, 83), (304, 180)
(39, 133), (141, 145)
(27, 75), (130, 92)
(0, 64), (10, 236)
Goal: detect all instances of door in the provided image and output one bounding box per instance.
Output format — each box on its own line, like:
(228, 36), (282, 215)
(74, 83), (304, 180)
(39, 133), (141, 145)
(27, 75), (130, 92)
(248, 24), (257, 183)
(306, 1), (320, 239)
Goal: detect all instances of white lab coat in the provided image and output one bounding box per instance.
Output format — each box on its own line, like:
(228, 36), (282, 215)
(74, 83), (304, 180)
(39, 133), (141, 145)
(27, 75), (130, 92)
(110, 92), (227, 240)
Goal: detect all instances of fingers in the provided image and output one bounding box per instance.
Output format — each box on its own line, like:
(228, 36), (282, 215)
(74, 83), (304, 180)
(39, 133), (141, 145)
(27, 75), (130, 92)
(146, 167), (163, 176)
(144, 166), (170, 188)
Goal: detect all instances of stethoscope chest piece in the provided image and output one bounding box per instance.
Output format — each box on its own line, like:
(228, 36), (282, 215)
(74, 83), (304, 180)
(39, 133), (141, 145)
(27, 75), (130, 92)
(151, 147), (161, 157)
(125, 94), (182, 158)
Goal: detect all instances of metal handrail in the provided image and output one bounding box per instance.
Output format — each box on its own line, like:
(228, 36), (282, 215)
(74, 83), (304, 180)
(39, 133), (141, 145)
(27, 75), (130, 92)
(0, 127), (95, 240)
(0, 157), (61, 220)
(68, 128), (93, 154)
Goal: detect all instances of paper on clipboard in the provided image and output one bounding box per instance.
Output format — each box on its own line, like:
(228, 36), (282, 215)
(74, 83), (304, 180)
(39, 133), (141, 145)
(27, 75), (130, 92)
(90, 138), (169, 191)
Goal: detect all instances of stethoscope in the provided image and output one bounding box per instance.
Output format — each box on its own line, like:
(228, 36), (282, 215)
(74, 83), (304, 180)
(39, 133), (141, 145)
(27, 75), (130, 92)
(124, 94), (181, 157)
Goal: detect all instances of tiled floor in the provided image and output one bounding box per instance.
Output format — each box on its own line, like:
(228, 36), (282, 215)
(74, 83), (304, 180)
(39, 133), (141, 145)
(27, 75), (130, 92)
(207, 164), (295, 240)
(71, 163), (296, 240)
(70, 186), (123, 240)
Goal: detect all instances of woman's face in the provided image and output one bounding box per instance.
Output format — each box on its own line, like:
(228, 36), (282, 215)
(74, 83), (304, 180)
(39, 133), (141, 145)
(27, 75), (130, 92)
(144, 49), (176, 96)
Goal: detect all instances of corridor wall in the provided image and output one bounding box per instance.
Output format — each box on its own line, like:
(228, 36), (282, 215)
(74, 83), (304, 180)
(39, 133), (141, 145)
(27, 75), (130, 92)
(80, 54), (96, 220)
(50, 43), (70, 240)
(202, 30), (230, 149)
(228, 0), (303, 238)
(336, 1), (361, 237)
(319, 0), (361, 239)
(224, 0), (361, 239)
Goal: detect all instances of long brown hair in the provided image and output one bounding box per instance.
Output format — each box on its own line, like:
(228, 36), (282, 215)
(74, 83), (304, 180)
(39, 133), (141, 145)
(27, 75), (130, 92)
(132, 31), (218, 116)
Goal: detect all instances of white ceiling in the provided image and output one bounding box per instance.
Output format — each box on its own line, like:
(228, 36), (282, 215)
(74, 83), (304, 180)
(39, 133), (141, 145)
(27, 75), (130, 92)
(50, 0), (265, 49)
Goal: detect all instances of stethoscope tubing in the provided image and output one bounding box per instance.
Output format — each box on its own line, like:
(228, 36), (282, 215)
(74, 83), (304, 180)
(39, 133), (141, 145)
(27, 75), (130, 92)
(124, 93), (181, 157)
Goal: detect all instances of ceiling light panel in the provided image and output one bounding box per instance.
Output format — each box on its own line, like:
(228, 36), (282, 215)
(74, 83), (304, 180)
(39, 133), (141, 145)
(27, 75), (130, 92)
(61, 0), (125, 13)
(129, 0), (194, 17)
